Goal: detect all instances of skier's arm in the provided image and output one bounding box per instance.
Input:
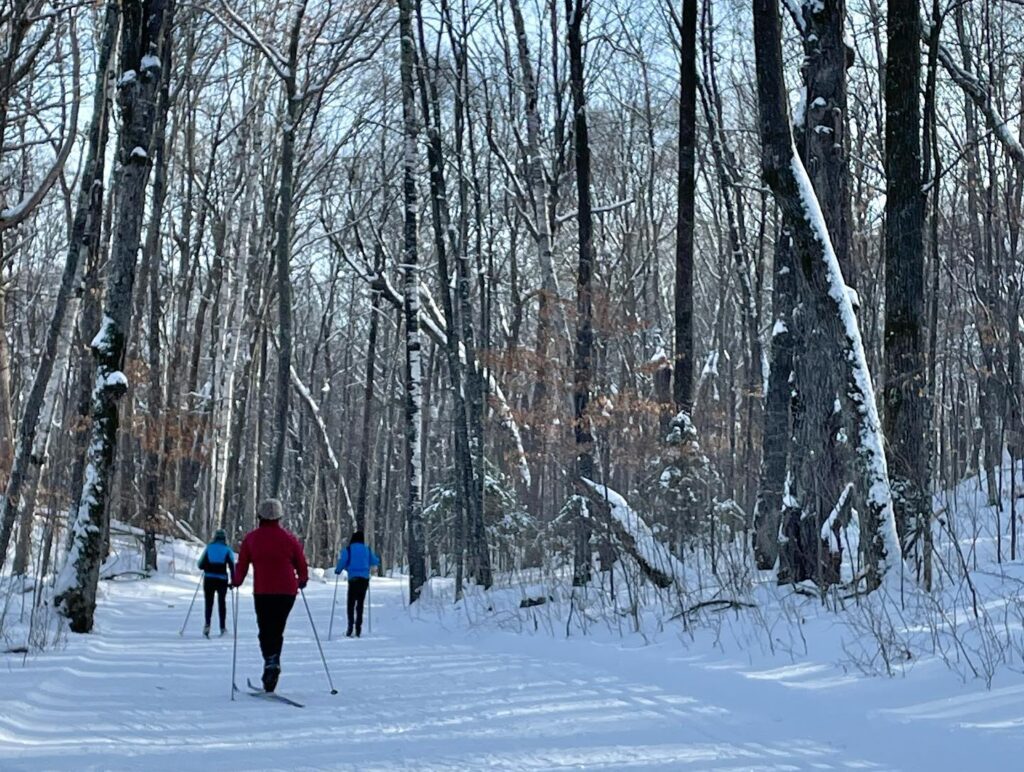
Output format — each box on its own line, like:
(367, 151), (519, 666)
(227, 548), (236, 583)
(197, 547), (207, 572)
(232, 539), (250, 587)
(334, 547), (349, 575)
(293, 536), (309, 589)
(369, 548), (381, 571)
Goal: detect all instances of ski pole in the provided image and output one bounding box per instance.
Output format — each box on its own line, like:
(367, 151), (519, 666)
(179, 574), (203, 636)
(327, 572), (340, 641)
(300, 588), (338, 695)
(367, 578), (372, 636)
(230, 586), (239, 701)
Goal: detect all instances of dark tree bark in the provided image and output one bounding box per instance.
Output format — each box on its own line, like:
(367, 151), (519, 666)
(673, 0), (697, 412)
(753, 224), (796, 568)
(140, 11), (175, 572)
(56, 0), (171, 633)
(269, 0), (309, 498)
(355, 278), (381, 533)
(567, 0), (594, 586)
(883, 0), (929, 547)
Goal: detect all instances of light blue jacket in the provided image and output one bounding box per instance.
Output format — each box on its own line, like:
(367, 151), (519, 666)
(198, 542), (235, 581)
(335, 543), (380, 579)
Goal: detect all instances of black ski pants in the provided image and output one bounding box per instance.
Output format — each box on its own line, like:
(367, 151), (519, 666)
(347, 577), (369, 633)
(203, 577), (228, 628)
(254, 594), (295, 661)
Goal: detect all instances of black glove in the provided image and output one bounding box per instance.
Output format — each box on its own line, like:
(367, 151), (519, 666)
(298, 578), (308, 590)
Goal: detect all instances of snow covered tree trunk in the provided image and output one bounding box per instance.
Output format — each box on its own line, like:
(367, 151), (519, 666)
(399, 0), (427, 603)
(568, 0), (594, 587)
(673, 0), (697, 411)
(752, 0), (901, 590)
(56, 0), (170, 633)
(883, 0), (929, 550)
(0, 3), (118, 574)
(776, 0), (854, 587)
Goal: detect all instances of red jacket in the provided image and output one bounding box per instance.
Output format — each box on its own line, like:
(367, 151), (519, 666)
(232, 521), (309, 595)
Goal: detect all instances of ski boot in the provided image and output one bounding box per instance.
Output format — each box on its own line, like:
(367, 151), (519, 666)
(345, 625), (353, 638)
(203, 624), (210, 639)
(262, 655), (281, 693)
(220, 626), (228, 637)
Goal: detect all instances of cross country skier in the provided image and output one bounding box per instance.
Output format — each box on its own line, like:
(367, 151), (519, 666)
(334, 530), (380, 638)
(231, 499), (309, 692)
(197, 528), (235, 637)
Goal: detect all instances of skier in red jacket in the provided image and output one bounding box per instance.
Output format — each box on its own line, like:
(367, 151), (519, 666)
(232, 498), (309, 692)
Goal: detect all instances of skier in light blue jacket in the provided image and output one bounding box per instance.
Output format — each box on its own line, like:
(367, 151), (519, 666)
(334, 531), (380, 637)
(197, 529), (235, 637)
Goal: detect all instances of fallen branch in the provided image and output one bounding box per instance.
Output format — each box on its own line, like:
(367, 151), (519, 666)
(577, 479), (680, 589)
(671, 598), (757, 620)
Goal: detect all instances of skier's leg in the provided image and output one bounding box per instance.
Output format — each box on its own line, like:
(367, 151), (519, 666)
(346, 582), (356, 636)
(216, 580), (227, 631)
(263, 595), (294, 692)
(202, 578), (214, 635)
(352, 578), (368, 635)
(254, 594), (271, 659)
(275, 594), (296, 656)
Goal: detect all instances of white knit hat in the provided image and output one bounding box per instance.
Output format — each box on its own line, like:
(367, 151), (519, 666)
(258, 498), (284, 521)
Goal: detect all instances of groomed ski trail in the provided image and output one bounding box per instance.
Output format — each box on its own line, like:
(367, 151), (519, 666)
(2, 574), (1024, 770)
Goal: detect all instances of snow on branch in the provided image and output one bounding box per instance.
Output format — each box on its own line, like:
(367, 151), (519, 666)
(374, 273), (532, 485)
(0, 27), (81, 230)
(204, 1), (290, 81)
(555, 198), (634, 225)
(935, 42), (1024, 173)
(578, 479), (683, 589)
(288, 364), (356, 529)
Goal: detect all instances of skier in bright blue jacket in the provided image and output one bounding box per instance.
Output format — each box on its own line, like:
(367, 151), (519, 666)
(197, 529), (235, 638)
(334, 531), (380, 637)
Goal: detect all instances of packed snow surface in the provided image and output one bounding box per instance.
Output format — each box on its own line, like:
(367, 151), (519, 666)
(4, 564), (1024, 771)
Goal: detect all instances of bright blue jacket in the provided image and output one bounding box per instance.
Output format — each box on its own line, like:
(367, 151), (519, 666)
(335, 543), (380, 579)
(198, 542), (235, 581)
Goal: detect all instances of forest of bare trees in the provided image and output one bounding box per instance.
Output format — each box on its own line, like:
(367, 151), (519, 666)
(0, 0), (1022, 637)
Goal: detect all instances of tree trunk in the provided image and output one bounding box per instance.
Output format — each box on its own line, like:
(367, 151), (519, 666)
(567, 0), (594, 587)
(883, 0), (929, 550)
(673, 0), (697, 412)
(413, 5), (485, 592)
(56, 0), (171, 633)
(269, 0), (308, 498)
(399, 0), (427, 603)
(772, 0), (854, 587)
(0, 5), (117, 572)
(140, 21), (174, 572)
(753, 222), (796, 569)
(752, 0), (900, 590)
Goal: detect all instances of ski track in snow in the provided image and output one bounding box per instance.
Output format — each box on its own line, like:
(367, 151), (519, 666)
(3, 576), (1024, 770)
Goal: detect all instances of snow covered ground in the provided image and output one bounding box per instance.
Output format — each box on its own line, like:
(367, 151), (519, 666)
(3, 564), (1024, 771)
